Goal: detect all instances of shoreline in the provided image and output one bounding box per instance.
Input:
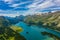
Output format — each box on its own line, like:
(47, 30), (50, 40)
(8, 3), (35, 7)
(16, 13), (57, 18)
(41, 32), (60, 40)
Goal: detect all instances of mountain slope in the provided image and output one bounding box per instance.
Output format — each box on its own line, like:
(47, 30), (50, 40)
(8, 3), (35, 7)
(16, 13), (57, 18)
(0, 16), (26, 40)
(24, 11), (60, 31)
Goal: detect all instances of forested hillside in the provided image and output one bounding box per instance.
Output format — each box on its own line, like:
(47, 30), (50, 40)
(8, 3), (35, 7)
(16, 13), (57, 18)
(0, 16), (26, 40)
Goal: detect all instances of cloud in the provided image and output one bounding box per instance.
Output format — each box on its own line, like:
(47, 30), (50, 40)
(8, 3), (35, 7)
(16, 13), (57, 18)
(0, 10), (25, 17)
(0, 13), (20, 17)
(1, 0), (60, 11)
(0, 0), (60, 16)
(3, 0), (13, 4)
(10, 1), (32, 8)
(27, 0), (60, 13)
(4, 0), (12, 2)
(28, 0), (53, 9)
(0, 10), (20, 17)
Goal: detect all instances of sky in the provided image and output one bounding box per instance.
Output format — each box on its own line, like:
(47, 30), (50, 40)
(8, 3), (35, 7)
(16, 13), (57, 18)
(0, 0), (60, 17)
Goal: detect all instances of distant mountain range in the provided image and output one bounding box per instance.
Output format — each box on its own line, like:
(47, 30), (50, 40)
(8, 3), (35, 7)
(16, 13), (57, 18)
(2, 15), (25, 24)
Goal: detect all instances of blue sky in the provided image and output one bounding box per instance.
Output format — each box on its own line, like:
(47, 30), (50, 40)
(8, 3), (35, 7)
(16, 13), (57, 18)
(0, 0), (60, 17)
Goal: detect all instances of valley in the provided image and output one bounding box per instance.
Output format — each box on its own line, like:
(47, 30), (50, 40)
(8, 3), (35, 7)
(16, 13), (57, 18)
(0, 11), (60, 40)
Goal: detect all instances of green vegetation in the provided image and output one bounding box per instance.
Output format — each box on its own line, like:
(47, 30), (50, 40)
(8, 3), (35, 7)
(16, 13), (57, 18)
(0, 16), (26, 40)
(41, 32), (60, 40)
(0, 27), (26, 40)
(0, 16), (10, 27)
(10, 25), (23, 33)
(24, 11), (60, 31)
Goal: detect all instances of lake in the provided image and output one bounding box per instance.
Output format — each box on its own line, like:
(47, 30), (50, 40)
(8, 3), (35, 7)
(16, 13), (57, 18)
(16, 22), (60, 40)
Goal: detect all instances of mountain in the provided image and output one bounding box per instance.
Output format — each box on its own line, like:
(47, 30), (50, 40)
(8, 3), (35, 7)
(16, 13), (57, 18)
(0, 16), (10, 27)
(15, 15), (25, 21)
(24, 11), (60, 31)
(5, 17), (19, 24)
(0, 16), (26, 40)
(4, 15), (25, 25)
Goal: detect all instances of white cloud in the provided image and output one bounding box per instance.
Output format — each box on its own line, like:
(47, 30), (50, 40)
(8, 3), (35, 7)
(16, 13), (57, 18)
(28, 0), (54, 9)
(54, 0), (60, 6)
(3, 0), (13, 4)
(0, 14), (20, 17)
(27, 0), (44, 8)
(4, 0), (11, 2)
(0, 10), (25, 17)
(10, 1), (31, 7)
(26, 0), (60, 14)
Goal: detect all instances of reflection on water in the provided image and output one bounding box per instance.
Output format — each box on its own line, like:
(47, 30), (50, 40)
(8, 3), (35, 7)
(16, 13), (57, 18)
(16, 22), (60, 40)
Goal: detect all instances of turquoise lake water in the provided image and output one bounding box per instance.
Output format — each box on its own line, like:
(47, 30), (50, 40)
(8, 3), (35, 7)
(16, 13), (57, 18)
(16, 22), (60, 40)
